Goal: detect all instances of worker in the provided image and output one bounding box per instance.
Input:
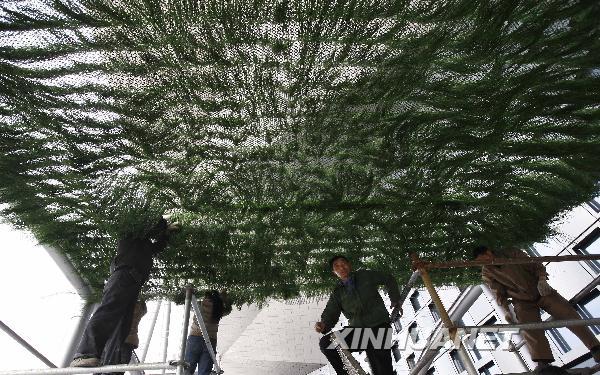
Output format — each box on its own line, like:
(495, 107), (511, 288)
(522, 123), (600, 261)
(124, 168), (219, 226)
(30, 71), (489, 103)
(315, 255), (401, 375)
(473, 245), (600, 371)
(71, 216), (179, 367)
(96, 300), (147, 375)
(185, 290), (232, 375)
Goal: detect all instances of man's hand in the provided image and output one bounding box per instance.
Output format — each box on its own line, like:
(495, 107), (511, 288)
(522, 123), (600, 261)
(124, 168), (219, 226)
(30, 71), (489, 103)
(314, 322), (326, 333)
(537, 279), (555, 297)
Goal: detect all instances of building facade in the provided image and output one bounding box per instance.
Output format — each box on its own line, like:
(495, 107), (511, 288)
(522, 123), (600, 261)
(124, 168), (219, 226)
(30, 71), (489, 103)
(313, 197), (600, 375)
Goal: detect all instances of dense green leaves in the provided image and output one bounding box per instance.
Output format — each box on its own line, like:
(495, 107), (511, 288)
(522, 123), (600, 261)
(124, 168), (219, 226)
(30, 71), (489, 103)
(1, 0), (599, 303)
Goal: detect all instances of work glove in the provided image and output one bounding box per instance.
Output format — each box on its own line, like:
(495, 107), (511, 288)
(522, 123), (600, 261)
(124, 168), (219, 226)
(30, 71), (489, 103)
(537, 279), (555, 297)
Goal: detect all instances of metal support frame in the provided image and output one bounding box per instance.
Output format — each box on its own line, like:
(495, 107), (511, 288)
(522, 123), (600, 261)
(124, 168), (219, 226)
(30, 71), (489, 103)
(43, 246), (95, 367)
(401, 252), (600, 375)
(161, 301), (172, 375)
(413, 286), (483, 375)
(0, 362), (176, 375)
(191, 294), (223, 374)
(330, 331), (368, 375)
(460, 318), (600, 331)
(411, 253), (478, 375)
(2, 286), (197, 375)
(176, 286), (193, 375)
(140, 299), (162, 362)
(416, 254), (600, 270)
(0, 320), (57, 368)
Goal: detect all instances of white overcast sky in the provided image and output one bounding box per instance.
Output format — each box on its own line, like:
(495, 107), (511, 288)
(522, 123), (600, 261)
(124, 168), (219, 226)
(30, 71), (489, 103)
(0, 222), (82, 370)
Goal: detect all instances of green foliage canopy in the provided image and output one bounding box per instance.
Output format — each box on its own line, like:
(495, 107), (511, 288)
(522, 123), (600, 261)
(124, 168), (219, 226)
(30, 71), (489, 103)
(1, 0), (599, 303)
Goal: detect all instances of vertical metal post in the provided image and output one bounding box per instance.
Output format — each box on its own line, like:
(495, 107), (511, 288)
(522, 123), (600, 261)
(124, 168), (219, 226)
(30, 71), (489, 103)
(141, 299), (162, 362)
(176, 286), (193, 375)
(0, 320), (57, 368)
(161, 301), (171, 375)
(412, 254), (478, 375)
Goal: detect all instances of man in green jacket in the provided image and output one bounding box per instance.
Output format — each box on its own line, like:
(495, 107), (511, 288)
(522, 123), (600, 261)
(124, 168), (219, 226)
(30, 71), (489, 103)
(315, 255), (401, 375)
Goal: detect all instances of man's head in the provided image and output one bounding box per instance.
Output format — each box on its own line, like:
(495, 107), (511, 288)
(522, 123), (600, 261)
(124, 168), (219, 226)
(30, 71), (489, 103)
(329, 255), (351, 280)
(472, 245), (494, 262)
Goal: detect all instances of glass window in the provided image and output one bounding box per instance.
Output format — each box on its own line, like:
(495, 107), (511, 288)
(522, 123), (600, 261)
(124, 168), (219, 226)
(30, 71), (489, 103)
(549, 327), (572, 353)
(577, 289), (600, 335)
(393, 318), (403, 333)
(392, 342), (401, 362)
(525, 245), (541, 257)
(574, 229), (600, 274)
(426, 367), (436, 375)
(450, 350), (466, 373)
(482, 317), (501, 349)
(409, 322), (420, 343)
(429, 303), (440, 321)
(479, 361), (499, 375)
(407, 353), (416, 369)
(471, 344), (482, 361)
(587, 198), (600, 213)
(411, 291), (422, 311)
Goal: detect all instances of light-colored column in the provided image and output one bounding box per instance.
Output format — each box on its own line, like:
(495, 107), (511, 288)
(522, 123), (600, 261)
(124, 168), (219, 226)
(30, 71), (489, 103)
(141, 299), (162, 362)
(176, 287), (193, 375)
(161, 301), (171, 375)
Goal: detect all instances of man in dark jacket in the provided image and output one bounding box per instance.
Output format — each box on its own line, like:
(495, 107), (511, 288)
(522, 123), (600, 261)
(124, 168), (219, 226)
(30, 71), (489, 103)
(71, 217), (179, 367)
(315, 255), (401, 375)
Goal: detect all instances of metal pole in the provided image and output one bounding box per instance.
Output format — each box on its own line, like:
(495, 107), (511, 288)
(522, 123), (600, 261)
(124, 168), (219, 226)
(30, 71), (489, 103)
(128, 351), (143, 375)
(141, 299), (162, 362)
(43, 246), (95, 368)
(412, 253), (477, 375)
(411, 288), (483, 375)
(331, 331), (368, 375)
(419, 254), (600, 270)
(0, 320), (57, 368)
(190, 295), (223, 374)
(161, 301), (171, 375)
(61, 302), (96, 367)
(0, 362), (175, 375)
(176, 286), (193, 375)
(459, 317), (600, 331)
(391, 270), (420, 321)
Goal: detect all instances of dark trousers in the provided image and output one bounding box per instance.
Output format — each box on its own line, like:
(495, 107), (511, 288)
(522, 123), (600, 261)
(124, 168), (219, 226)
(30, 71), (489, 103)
(319, 327), (394, 375)
(75, 268), (142, 359)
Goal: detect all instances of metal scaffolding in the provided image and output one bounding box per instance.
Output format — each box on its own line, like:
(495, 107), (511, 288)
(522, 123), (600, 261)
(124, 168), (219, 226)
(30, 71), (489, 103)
(0, 320), (57, 368)
(406, 253), (600, 375)
(0, 362), (177, 375)
(0, 285), (223, 375)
